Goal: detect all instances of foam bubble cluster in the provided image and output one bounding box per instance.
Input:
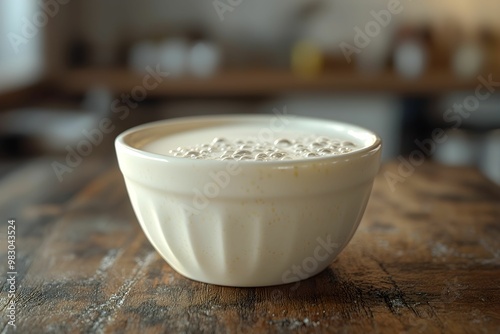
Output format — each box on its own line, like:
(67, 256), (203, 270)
(168, 136), (357, 161)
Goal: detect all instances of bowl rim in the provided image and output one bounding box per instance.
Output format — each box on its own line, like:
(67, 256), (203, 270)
(115, 114), (382, 166)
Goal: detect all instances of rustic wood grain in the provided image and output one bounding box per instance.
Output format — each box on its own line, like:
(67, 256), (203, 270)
(1, 160), (499, 333)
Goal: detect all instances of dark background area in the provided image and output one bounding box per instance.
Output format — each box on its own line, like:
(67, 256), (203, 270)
(0, 0), (499, 184)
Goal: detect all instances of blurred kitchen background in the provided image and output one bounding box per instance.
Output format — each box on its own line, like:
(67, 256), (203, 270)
(0, 0), (499, 184)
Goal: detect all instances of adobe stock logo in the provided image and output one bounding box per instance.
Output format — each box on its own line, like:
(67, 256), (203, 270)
(183, 161), (242, 215)
(212, 0), (243, 21)
(52, 65), (169, 182)
(182, 106), (293, 215)
(339, 0), (406, 63)
(281, 235), (340, 288)
(7, 0), (71, 54)
(385, 74), (500, 192)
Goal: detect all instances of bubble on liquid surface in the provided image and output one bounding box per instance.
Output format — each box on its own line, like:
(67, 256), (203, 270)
(168, 136), (358, 161)
(274, 138), (293, 148)
(255, 153), (268, 161)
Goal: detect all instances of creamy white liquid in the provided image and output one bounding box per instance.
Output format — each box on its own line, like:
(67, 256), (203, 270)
(142, 125), (362, 161)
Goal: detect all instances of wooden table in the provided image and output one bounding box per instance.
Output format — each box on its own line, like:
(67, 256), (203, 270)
(1, 158), (500, 333)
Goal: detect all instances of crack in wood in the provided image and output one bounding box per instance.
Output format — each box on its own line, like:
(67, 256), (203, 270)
(83, 251), (156, 333)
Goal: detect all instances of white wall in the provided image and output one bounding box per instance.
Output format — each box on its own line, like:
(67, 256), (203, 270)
(0, 0), (44, 93)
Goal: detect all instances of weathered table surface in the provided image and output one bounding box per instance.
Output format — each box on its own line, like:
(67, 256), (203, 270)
(1, 158), (499, 333)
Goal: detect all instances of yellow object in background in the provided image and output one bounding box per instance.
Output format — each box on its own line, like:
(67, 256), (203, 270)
(291, 41), (324, 78)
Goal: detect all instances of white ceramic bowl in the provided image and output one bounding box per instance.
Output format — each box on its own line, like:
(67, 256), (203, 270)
(115, 115), (382, 287)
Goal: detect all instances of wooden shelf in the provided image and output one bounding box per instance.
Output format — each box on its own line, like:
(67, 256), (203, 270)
(57, 67), (492, 97)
